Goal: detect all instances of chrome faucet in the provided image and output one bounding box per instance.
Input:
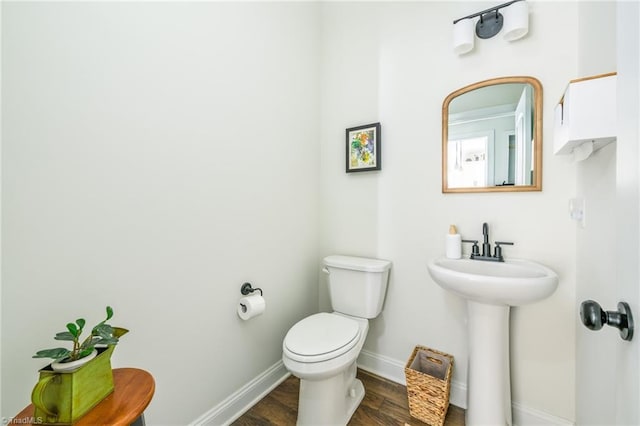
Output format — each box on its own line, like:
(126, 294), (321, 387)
(462, 222), (513, 262)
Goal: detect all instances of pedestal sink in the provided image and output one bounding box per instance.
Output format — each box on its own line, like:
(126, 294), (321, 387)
(427, 257), (558, 426)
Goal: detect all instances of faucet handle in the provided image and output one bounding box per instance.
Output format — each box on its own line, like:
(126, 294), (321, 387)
(493, 241), (514, 261)
(462, 239), (480, 258)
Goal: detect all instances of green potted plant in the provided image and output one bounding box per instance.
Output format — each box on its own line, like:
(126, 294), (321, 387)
(31, 306), (128, 425)
(33, 306), (125, 372)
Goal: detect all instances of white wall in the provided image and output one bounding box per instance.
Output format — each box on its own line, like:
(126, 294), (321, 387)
(1, 3), (320, 423)
(320, 1), (578, 421)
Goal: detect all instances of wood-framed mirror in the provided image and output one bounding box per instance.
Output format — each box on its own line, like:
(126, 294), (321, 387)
(442, 76), (543, 193)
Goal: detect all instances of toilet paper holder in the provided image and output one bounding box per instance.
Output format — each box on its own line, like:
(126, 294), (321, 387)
(237, 282), (266, 319)
(240, 282), (263, 296)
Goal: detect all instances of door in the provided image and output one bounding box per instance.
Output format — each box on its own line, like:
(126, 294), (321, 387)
(576, 2), (639, 424)
(513, 85), (532, 185)
(613, 1), (640, 423)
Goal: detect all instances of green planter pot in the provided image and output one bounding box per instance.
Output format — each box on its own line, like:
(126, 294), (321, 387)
(31, 329), (127, 425)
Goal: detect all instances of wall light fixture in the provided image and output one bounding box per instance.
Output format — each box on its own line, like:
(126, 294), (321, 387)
(453, 0), (529, 55)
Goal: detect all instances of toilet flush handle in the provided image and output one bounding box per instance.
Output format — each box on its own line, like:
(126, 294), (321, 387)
(322, 267), (330, 274)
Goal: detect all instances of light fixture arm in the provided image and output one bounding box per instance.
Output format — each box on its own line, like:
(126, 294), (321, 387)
(452, 0), (528, 54)
(453, 0), (523, 24)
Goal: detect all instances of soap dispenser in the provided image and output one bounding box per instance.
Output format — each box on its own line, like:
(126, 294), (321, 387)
(446, 225), (462, 259)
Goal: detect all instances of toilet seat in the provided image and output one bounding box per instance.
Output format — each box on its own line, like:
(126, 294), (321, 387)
(284, 313), (360, 363)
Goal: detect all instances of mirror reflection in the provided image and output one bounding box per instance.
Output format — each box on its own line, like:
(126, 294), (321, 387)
(442, 76), (542, 193)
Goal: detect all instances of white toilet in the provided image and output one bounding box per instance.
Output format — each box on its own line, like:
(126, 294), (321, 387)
(282, 255), (392, 426)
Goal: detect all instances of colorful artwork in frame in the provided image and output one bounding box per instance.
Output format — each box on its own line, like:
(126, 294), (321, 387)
(346, 122), (381, 173)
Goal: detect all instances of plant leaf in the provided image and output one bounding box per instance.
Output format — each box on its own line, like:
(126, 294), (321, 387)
(66, 322), (79, 338)
(33, 348), (71, 361)
(55, 331), (76, 341)
(77, 348), (94, 359)
(93, 324), (114, 338)
(97, 337), (119, 346)
(80, 336), (101, 350)
(76, 318), (86, 330)
(105, 306), (113, 321)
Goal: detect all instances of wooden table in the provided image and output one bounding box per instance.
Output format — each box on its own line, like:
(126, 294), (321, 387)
(11, 368), (155, 426)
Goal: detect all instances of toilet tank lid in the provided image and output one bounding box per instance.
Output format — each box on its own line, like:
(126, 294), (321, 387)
(323, 255), (391, 272)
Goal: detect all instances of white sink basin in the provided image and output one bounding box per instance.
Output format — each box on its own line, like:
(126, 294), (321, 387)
(427, 257), (558, 306)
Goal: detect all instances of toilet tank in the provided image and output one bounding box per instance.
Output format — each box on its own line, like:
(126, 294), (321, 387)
(323, 255), (392, 319)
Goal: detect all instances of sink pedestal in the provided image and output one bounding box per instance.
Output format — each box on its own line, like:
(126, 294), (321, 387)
(427, 256), (559, 426)
(467, 301), (512, 426)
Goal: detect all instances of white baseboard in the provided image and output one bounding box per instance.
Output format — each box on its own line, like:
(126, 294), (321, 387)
(357, 349), (575, 426)
(512, 402), (575, 426)
(190, 361), (290, 426)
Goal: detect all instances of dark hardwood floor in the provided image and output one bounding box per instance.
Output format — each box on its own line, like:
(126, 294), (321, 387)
(232, 369), (465, 426)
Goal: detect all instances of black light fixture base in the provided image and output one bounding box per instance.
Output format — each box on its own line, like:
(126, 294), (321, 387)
(476, 10), (504, 39)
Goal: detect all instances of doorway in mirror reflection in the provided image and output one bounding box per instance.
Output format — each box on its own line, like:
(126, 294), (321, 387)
(448, 135), (490, 188)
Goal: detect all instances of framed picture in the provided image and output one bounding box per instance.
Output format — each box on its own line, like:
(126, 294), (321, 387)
(346, 122), (381, 173)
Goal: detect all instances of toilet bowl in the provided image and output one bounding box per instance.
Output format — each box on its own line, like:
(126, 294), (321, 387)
(282, 255), (391, 426)
(283, 313), (368, 425)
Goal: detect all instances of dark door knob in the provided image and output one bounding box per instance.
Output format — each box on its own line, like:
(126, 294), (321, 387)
(580, 300), (634, 341)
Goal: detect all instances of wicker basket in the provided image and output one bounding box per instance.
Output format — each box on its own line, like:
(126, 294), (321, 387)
(404, 346), (454, 426)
